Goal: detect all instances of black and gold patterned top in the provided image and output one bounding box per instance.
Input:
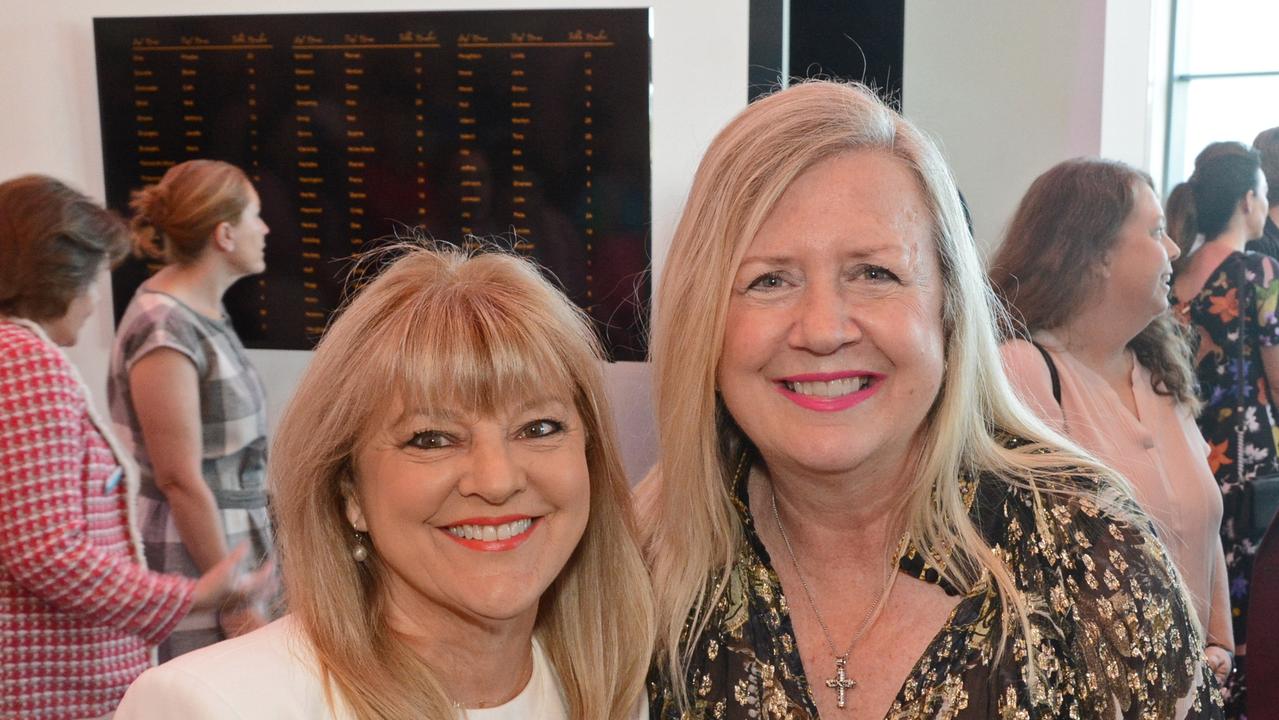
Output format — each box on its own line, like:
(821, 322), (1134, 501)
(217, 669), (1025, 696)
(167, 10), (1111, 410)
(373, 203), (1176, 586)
(648, 442), (1223, 719)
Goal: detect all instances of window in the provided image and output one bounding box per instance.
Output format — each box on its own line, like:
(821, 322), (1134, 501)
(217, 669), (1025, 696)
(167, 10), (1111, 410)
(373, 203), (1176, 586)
(1164, 0), (1279, 190)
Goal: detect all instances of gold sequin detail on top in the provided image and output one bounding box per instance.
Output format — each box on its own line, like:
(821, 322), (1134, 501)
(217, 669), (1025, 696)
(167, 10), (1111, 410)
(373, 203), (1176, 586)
(648, 438), (1223, 719)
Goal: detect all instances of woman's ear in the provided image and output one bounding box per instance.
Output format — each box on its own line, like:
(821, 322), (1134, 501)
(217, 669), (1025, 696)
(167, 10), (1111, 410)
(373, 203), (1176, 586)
(1242, 190), (1260, 217)
(1097, 252), (1114, 279)
(214, 220), (235, 253)
(343, 481), (368, 532)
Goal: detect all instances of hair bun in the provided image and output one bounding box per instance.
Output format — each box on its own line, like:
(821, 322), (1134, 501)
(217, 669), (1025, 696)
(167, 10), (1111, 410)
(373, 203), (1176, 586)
(129, 183), (171, 260)
(134, 183), (171, 227)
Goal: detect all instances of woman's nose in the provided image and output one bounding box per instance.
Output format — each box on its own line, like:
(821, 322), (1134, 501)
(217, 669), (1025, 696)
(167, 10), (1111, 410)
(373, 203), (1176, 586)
(1162, 230), (1180, 261)
(458, 436), (526, 504)
(788, 283), (860, 354)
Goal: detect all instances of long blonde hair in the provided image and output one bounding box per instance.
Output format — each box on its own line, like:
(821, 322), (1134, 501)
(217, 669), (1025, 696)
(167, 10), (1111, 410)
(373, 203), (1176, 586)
(645, 81), (1140, 708)
(273, 246), (653, 719)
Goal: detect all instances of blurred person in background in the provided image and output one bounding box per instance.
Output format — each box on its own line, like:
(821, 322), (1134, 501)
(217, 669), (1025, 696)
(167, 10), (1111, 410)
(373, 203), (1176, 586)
(1247, 126), (1279, 258)
(109, 159), (275, 661)
(1169, 142), (1273, 717)
(0, 174), (268, 719)
(991, 157), (1234, 687)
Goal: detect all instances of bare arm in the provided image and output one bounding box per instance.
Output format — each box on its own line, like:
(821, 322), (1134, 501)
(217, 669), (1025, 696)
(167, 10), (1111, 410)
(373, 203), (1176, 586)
(1206, 533), (1234, 652)
(1262, 343), (1279, 410)
(1202, 532), (1235, 686)
(130, 348), (228, 572)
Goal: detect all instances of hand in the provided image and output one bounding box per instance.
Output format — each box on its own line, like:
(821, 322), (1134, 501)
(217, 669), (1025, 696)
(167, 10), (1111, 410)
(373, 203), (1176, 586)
(218, 605), (269, 637)
(189, 542), (276, 612)
(1204, 644), (1234, 686)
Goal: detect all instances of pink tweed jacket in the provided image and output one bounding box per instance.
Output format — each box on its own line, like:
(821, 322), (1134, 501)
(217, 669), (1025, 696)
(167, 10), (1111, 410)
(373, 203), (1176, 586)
(0, 319), (194, 719)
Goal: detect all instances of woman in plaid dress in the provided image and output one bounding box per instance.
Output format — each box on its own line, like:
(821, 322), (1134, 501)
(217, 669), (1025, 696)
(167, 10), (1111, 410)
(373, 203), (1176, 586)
(109, 160), (275, 661)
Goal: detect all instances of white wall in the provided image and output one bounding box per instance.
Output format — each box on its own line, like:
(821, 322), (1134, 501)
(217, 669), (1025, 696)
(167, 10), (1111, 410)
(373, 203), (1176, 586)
(1100, 0), (1173, 189)
(0, 0), (1159, 480)
(902, 0), (1158, 253)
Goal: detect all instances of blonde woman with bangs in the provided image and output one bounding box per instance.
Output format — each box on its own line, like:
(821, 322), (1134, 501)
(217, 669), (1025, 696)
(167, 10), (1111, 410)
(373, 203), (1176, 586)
(117, 246), (653, 718)
(643, 81), (1220, 718)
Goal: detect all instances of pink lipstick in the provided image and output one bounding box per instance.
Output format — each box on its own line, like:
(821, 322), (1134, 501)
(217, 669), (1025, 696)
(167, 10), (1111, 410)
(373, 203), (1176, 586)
(774, 371), (883, 412)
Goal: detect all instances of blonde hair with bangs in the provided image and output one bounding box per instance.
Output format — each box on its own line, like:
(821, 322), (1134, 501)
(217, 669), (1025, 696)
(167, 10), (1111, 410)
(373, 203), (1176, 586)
(645, 81), (1150, 708)
(272, 246), (654, 719)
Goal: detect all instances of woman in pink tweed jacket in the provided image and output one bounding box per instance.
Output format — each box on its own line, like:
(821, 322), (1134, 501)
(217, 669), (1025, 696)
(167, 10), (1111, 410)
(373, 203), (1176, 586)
(0, 175), (266, 719)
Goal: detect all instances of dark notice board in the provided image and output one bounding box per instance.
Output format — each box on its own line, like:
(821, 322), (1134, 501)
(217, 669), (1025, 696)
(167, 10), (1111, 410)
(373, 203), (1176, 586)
(94, 10), (651, 360)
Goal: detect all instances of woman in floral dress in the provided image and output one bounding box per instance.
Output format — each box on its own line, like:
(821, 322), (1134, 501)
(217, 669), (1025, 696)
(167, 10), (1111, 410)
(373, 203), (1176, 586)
(1171, 142), (1274, 717)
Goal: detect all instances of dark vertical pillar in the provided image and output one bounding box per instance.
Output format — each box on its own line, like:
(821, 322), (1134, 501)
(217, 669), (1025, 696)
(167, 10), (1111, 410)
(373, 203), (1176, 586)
(748, 0), (785, 102)
(748, 0), (905, 108)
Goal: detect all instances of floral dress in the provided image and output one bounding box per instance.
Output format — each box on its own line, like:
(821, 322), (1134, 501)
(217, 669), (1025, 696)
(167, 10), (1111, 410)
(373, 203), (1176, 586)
(1175, 250), (1279, 718)
(647, 439), (1221, 719)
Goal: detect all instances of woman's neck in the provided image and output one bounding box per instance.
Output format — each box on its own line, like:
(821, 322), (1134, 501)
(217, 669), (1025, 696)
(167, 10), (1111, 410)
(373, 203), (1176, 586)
(1211, 223), (1251, 253)
(384, 590), (538, 709)
(1049, 318), (1134, 384)
(1174, 237), (1239, 305)
(749, 455), (907, 568)
(147, 262), (233, 319)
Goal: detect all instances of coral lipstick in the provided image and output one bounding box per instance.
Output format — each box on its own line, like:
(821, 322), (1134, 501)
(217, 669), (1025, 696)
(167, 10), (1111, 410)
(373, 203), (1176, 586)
(441, 515), (539, 552)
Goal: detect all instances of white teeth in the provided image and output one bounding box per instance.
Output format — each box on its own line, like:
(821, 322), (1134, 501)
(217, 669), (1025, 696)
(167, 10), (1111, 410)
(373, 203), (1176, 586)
(784, 377), (869, 397)
(446, 518), (533, 542)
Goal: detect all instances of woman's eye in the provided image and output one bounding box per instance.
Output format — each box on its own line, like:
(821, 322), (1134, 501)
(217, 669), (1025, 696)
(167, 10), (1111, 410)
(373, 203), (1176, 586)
(407, 431), (454, 450)
(519, 419), (564, 439)
(745, 272), (786, 291)
(862, 265), (900, 282)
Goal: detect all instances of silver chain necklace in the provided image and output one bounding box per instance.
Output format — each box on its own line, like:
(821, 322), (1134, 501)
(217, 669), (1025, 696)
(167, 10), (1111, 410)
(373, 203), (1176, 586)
(769, 487), (906, 710)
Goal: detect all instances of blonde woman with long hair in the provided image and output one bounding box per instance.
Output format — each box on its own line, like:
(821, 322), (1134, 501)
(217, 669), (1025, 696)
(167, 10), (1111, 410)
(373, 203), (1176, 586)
(643, 81), (1219, 718)
(117, 246), (653, 718)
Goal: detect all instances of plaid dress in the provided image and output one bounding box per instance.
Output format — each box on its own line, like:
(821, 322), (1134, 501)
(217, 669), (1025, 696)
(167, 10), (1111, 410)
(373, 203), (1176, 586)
(109, 287), (273, 661)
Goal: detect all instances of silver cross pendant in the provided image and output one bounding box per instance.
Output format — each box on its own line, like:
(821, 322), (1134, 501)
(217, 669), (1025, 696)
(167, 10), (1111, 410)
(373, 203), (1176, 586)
(825, 655), (856, 709)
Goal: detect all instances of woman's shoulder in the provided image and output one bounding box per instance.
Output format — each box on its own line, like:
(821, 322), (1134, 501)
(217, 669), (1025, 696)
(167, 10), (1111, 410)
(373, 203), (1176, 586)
(1204, 249), (1279, 290)
(117, 288), (197, 335)
(0, 319), (80, 393)
(1, 319), (59, 364)
(971, 459), (1214, 715)
(972, 449), (1143, 557)
(973, 439), (1179, 617)
(115, 615), (342, 718)
(114, 290), (212, 365)
(1242, 249), (1279, 274)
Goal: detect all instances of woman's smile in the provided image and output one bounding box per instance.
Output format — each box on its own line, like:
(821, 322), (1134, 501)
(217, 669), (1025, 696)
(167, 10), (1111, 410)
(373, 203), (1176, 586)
(442, 516), (540, 551)
(774, 371), (884, 412)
